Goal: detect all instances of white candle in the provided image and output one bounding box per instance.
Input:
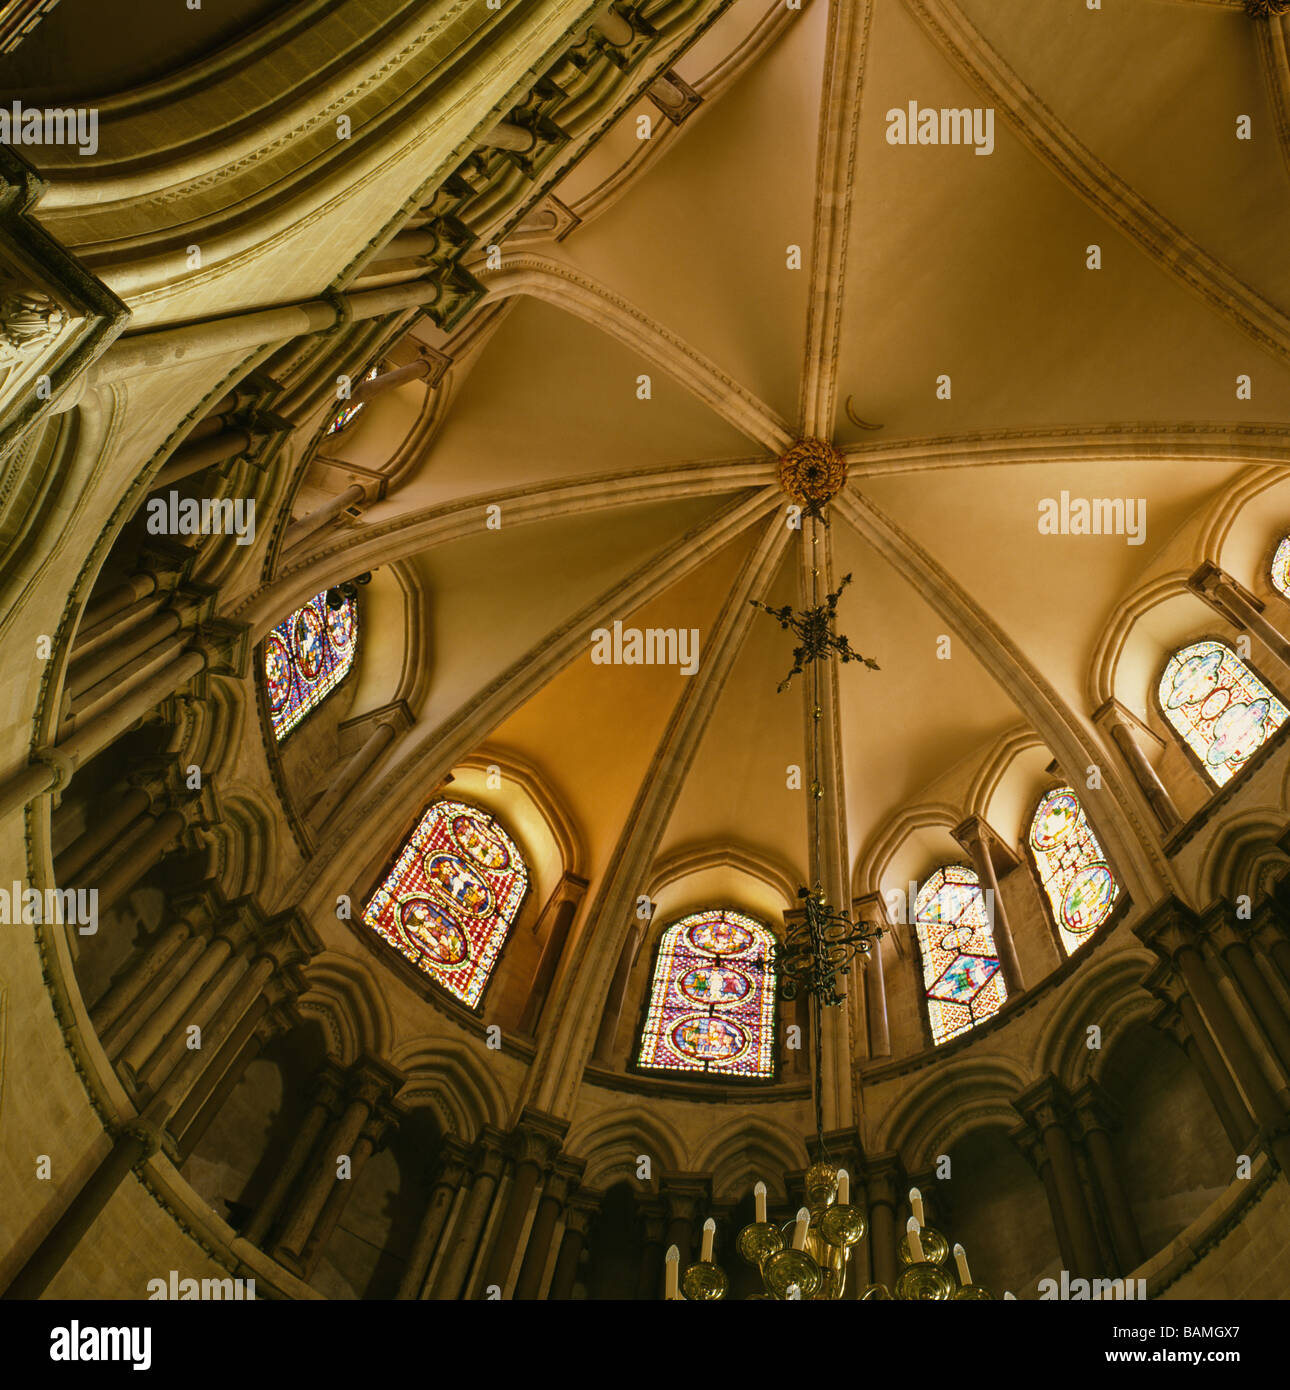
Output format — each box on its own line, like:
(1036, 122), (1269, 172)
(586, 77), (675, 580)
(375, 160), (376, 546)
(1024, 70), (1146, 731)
(787, 1282), (801, 1300)
(1004, 1291), (1016, 1301)
(701, 1217), (715, 1262)
(665, 1245), (679, 1300)
(792, 1206), (810, 1250)
(754, 1180), (767, 1224)
(910, 1187), (925, 1225)
(953, 1242), (971, 1284)
(837, 1168), (849, 1205)
(906, 1216), (924, 1263)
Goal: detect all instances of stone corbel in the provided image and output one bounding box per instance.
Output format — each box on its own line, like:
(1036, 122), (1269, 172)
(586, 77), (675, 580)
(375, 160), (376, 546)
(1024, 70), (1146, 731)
(0, 149), (128, 454)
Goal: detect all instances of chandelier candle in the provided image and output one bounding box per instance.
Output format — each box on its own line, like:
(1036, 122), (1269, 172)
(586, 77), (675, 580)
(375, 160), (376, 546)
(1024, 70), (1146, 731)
(910, 1188), (925, 1225)
(665, 1247), (679, 1300)
(792, 1209), (810, 1252)
(755, 1181), (767, 1224)
(907, 1219), (925, 1263)
(954, 1244), (971, 1284)
(837, 1170), (849, 1205)
(700, 1220), (715, 1263)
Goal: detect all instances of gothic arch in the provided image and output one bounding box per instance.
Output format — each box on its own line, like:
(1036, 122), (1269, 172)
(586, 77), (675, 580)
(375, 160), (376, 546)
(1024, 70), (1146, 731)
(566, 1107), (686, 1193)
(692, 1115), (806, 1203)
(853, 801), (963, 897)
(296, 952), (395, 1065)
(389, 1037), (508, 1140)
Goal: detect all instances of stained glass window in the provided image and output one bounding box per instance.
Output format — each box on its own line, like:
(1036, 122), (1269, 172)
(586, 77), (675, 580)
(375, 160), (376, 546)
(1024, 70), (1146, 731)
(1028, 787), (1120, 956)
(1272, 537), (1290, 598)
(914, 865), (1007, 1046)
(263, 589), (358, 741)
(361, 799), (528, 1008)
(1158, 640), (1288, 787)
(637, 909), (776, 1079)
(326, 365), (379, 434)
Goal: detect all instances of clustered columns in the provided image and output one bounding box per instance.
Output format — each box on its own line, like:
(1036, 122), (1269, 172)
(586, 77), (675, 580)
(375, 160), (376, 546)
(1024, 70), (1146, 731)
(0, 898), (318, 1300)
(0, 573), (244, 820)
(952, 816), (1026, 993)
(1138, 897), (1290, 1173)
(268, 1056), (405, 1280)
(592, 913), (650, 1064)
(1012, 1076), (1143, 1281)
(407, 1114), (587, 1300)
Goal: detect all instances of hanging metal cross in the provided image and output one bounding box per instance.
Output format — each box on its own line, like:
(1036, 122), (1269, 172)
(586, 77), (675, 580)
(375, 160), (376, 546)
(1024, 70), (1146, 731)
(750, 572), (880, 692)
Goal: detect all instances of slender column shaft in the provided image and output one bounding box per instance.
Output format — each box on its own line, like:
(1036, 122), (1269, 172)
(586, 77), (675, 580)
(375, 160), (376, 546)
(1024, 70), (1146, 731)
(548, 1219), (588, 1300)
(593, 922), (642, 1063)
(95, 810), (185, 913)
(1, 1130), (150, 1299)
(396, 1158), (467, 1300)
(868, 1192), (896, 1289)
(1219, 939), (1290, 1079)
(91, 918), (190, 1034)
(78, 572), (159, 634)
(480, 1159), (542, 1295)
(68, 612), (182, 700)
(960, 824), (1025, 992)
(1083, 1126), (1144, 1271)
(1177, 994), (1256, 1147)
(243, 1079), (338, 1247)
(434, 1156), (502, 1298)
(56, 786), (150, 882)
(303, 1132), (378, 1279)
(306, 719), (397, 827)
(153, 427), (252, 489)
(1039, 1122), (1101, 1278)
(513, 1188), (563, 1300)
(118, 934), (235, 1076)
(282, 484), (366, 555)
(102, 929), (206, 1058)
(274, 1098), (371, 1268)
(855, 895), (890, 1058)
(172, 1005), (271, 1156)
(1106, 718), (1181, 834)
(520, 878), (587, 1034)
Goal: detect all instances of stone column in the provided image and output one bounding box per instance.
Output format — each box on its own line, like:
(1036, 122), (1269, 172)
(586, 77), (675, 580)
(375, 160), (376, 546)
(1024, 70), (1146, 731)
(514, 1158), (583, 1300)
(1202, 912), (1290, 1081)
(519, 873), (589, 1034)
(1072, 1082), (1144, 1273)
(153, 426), (253, 489)
(302, 1103), (400, 1280)
(94, 809), (187, 914)
(121, 914), (252, 1090)
(1011, 1123), (1076, 1272)
(55, 785), (150, 881)
(1253, 896), (1290, 991)
(592, 918), (645, 1064)
(660, 1175), (709, 1266)
(479, 1109), (568, 1297)
(91, 917), (192, 1035)
(172, 1005), (283, 1158)
(272, 1056), (404, 1277)
(953, 817), (1025, 992)
(305, 716), (399, 827)
(1136, 900), (1290, 1170)
(0, 1122), (161, 1300)
(1189, 561), (1290, 670)
(1015, 1077), (1101, 1279)
(431, 1128), (506, 1299)
(855, 893), (891, 1057)
(78, 571), (160, 635)
(67, 609), (183, 701)
(548, 1192), (598, 1300)
(396, 1141), (471, 1300)
(1149, 988), (1253, 1151)
(1093, 700), (1182, 835)
(0, 648), (206, 816)
(281, 484), (366, 555)
(863, 1154), (902, 1291)
(632, 1195), (668, 1301)
(243, 1065), (344, 1247)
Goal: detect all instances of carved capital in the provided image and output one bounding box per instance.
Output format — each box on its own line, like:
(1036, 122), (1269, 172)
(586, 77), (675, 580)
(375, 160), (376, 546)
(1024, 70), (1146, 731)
(430, 1137), (471, 1192)
(1071, 1080), (1122, 1139)
(659, 1173), (711, 1223)
(1245, 1), (1290, 19)
(471, 1125), (509, 1181)
(1134, 895), (1203, 963)
(1014, 1074), (1077, 1136)
(856, 1151), (904, 1208)
(510, 1106), (569, 1170)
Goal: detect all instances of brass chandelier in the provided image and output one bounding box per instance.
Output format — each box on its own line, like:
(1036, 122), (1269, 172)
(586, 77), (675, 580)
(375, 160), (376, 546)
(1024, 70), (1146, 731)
(663, 450), (1004, 1301)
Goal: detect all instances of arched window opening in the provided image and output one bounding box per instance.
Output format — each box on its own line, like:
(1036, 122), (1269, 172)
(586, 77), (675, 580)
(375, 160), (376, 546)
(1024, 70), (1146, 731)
(361, 799), (528, 1008)
(263, 588), (358, 740)
(326, 365), (380, 434)
(1027, 787), (1120, 956)
(914, 865), (1007, 1046)
(1271, 536), (1290, 598)
(1157, 639), (1288, 788)
(637, 909), (777, 1079)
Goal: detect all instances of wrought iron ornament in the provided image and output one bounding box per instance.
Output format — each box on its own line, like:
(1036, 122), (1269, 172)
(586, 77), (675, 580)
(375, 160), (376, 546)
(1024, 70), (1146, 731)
(749, 572), (880, 692)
